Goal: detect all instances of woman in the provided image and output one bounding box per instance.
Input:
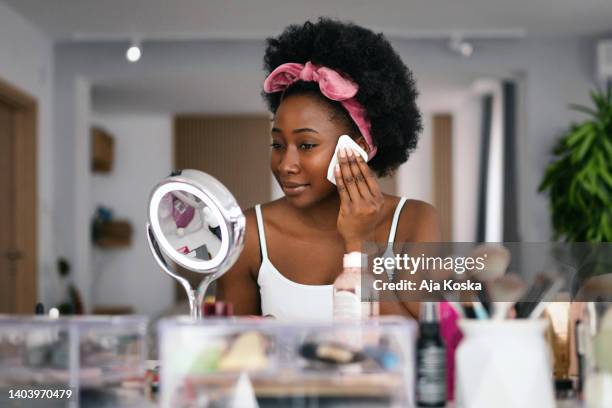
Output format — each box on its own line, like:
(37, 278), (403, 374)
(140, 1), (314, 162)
(217, 18), (439, 319)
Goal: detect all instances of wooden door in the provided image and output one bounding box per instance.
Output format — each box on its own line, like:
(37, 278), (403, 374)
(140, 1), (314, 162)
(432, 114), (453, 242)
(0, 79), (37, 314)
(173, 114), (271, 301)
(174, 115), (271, 209)
(0, 101), (16, 312)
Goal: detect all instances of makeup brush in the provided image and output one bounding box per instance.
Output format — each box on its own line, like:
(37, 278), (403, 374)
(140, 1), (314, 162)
(488, 274), (526, 320)
(528, 274), (565, 319)
(468, 244), (511, 282)
(472, 300), (490, 320)
(468, 244), (512, 315)
(514, 272), (565, 319)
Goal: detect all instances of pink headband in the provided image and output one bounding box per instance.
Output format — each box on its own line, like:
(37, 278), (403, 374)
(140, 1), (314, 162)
(263, 61), (377, 159)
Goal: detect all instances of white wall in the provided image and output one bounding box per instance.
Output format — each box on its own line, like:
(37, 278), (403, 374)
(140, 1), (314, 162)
(90, 113), (174, 316)
(0, 2), (59, 307)
(398, 86), (481, 242)
(53, 72), (93, 309)
(451, 91), (481, 242)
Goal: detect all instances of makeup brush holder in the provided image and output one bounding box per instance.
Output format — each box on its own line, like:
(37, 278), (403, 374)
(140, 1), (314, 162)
(455, 319), (555, 408)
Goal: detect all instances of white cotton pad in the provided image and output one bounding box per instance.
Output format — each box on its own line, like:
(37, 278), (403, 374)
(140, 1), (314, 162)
(326, 135), (369, 185)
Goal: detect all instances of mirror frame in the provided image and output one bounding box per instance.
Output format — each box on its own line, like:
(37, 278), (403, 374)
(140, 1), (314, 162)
(149, 182), (228, 270)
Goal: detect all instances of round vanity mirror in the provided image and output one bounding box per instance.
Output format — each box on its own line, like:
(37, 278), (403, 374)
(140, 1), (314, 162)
(146, 170), (245, 318)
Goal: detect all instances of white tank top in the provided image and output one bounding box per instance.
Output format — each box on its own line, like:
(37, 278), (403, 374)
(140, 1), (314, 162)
(255, 197), (408, 321)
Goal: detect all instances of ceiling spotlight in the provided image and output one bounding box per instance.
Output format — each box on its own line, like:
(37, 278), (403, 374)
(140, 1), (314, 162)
(126, 40), (141, 62)
(458, 41), (473, 57)
(449, 35), (474, 57)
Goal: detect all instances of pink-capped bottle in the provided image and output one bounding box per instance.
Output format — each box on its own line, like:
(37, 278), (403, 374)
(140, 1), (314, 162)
(333, 252), (363, 321)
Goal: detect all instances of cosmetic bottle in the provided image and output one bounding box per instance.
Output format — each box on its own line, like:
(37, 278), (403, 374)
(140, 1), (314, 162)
(333, 252), (363, 321)
(416, 302), (447, 407)
(362, 261), (380, 319)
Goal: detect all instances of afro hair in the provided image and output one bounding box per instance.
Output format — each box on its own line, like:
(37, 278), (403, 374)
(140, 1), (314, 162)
(262, 18), (422, 177)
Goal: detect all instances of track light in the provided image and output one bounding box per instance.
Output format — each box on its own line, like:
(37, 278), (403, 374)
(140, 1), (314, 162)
(126, 39), (142, 62)
(449, 35), (474, 57)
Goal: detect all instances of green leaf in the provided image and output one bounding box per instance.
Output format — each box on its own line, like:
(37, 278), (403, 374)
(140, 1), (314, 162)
(568, 178), (578, 206)
(602, 212), (612, 241)
(595, 151), (612, 188)
(578, 170), (595, 194)
(573, 131), (596, 163)
(575, 186), (589, 213)
(566, 123), (591, 148)
(603, 138), (612, 160)
(593, 179), (609, 204)
(591, 90), (607, 111)
(570, 104), (598, 118)
(539, 164), (558, 192)
(600, 167), (612, 189)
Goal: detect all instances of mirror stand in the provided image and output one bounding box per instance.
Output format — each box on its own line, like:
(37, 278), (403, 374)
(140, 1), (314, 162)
(147, 223), (216, 319)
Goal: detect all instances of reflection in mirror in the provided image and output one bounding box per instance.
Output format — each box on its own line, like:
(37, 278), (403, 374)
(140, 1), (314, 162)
(158, 190), (222, 261)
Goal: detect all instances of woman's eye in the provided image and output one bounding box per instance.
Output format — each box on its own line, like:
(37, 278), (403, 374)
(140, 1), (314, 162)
(299, 143), (317, 150)
(270, 142), (283, 149)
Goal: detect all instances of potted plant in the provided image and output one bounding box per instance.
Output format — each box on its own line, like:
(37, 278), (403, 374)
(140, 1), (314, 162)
(539, 84), (612, 242)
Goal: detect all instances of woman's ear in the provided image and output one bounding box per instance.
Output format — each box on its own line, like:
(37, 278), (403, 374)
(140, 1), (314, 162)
(355, 136), (370, 154)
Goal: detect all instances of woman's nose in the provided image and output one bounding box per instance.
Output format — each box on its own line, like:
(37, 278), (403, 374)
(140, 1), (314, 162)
(278, 146), (300, 174)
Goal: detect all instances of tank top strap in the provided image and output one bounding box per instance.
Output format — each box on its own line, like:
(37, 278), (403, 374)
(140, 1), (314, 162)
(387, 197), (408, 244)
(254, 204), (269, 260)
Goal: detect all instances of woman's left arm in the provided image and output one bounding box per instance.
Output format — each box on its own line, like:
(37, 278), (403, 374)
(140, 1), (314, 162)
(381, 200), (441, 318)
(402, 200), (441, 243)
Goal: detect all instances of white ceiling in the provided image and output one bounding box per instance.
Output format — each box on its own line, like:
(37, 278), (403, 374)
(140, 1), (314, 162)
(89, 67), (477, 114)
(5, 0), (610, 114)
(4, 0), (612, 41)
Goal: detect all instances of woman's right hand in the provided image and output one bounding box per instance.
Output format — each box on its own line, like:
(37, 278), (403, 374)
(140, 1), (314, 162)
(334, 148), (385, 252)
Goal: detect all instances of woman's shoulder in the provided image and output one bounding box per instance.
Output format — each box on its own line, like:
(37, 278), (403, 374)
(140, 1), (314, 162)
(257, 197), (286, 211)
(241, 198), (286, 255)
(386, 195), (440, 242)
(252, 198), (293, 230)
(235, 205), (267, 277)
(402, 198), (438, 218)
(236, 199), (287, 276)
(383, 194), (436, 214)
(243, 198), (284, 224)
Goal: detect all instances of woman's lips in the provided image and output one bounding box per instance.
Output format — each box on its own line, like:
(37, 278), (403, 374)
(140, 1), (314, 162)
(281, 183), (309, 195)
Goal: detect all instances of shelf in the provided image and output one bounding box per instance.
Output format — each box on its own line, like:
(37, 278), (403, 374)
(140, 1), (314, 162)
(93, 220), (132, 248)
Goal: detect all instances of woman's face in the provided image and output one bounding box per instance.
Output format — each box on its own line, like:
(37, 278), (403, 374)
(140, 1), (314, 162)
(270, 94), (352, 208)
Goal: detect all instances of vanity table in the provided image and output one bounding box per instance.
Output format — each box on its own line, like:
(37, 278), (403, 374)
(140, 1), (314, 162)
(0, 314), (599, 408)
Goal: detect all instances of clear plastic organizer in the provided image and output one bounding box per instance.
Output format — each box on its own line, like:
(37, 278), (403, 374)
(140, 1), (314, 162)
(0, 316), (148, 389)
(158, 316), (417, 407)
